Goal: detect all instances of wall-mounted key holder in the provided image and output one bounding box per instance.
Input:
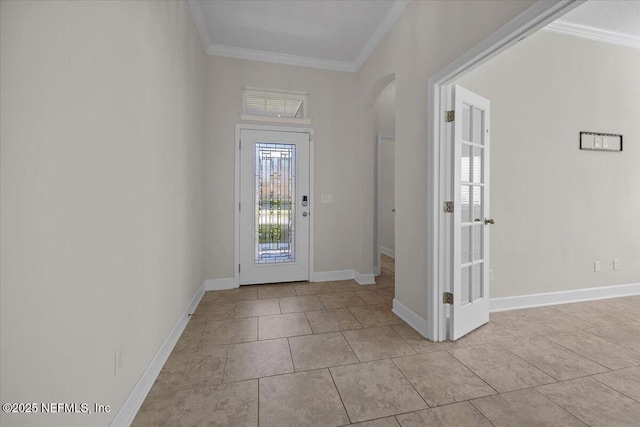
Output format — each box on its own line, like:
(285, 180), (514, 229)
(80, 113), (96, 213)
(580, 132), (623, 152)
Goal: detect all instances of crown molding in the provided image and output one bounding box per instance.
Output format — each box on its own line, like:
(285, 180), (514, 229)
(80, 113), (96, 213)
(206, 44), (356, 73)
(545, 21), (640, 50)
(187, 0), (409, 73)
(354, 0), (409, 71)
(187, 0), (211, 51)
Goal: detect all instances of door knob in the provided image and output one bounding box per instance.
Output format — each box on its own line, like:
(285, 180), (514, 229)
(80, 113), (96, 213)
(484, 218), (495, 225)
(302, 212), (308, 217)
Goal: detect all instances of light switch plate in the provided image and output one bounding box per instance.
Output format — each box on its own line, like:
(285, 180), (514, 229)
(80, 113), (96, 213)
(580, 132), (623, 152)
(321, 194), (333, 203)
(115, 344), (124, 376)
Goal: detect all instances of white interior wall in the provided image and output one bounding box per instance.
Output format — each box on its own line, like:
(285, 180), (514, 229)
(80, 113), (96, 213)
(204, 56), (361, 279)
(374, 80), (396, 136)
(356, 0), (537, 321)
(0, 2), (206, 426)
(456, 30), (640, 298)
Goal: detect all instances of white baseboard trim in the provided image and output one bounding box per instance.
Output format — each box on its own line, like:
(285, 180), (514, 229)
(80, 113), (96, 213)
(380, 247), (395, 258)
(354, 271), (376, 285)
(312, 269), (377, 285)
(490, 282), (640, 313)
(392, 298), (433, 340)
(312, 269), (355, 282)
(205, 270), (379, 288)
(204, 277), (239, 291)
(109, 283), (205, 427)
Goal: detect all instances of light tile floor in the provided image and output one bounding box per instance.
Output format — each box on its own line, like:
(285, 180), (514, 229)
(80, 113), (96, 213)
(133, 255), (640, 426)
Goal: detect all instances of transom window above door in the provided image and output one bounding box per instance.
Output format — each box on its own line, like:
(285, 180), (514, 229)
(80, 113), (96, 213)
(241, 88), (312, 124)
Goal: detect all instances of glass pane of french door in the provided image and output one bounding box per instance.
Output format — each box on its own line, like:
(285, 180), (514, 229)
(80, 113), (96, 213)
(460, 103), (486, 306)
(254, 143), (296, 265)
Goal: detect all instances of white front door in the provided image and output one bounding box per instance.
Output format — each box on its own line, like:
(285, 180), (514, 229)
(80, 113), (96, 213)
(239, 129), (310, 285)
(451, 85), (492, 340)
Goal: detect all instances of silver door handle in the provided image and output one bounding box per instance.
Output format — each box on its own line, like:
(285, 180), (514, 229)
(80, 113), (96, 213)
(302, 212), (308, 217)
(484, 218), (495, 225)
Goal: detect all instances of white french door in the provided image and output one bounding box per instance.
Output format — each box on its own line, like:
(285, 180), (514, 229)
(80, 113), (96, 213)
(239, 129), (310, 285)
(451, 85), (492, 340)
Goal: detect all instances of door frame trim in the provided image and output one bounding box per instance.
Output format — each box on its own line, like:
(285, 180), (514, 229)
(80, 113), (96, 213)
(375, 133), (395, 277)
(427, 0), (584, 341)
(234, 123), (315, 286)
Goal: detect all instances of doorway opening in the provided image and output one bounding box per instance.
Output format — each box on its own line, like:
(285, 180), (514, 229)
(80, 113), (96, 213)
(373, 79), (396, 283)
(235, 124), (314, 286)
(376, 133), (395, 282)
(427, 2), (583, 341)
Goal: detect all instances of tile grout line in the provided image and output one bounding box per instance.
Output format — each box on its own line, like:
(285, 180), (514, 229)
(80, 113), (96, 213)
(389, 357), (431, 409)
(590, 373), (640, 406)
(339, 330), (363, 363)
(286, 337), (297, 372)
(458, 341), (558, 389)
(495, 339), (576, 383)
(442, 349), (500, 396)
(536, 335), (611, 375)
(579, 326), (640, 354)
(390, 324), (426, 353)
(532, 384), (593, 426)
(255, 314), (259, 343)
(467, 399), (498, 427)
(348, 307), (366, 329)
(301, 310), (316, 338)
(327, 367), (352, 424)
(257, 376), (260, 427)
(543, 332), (624, 371)
(220, 343), (231, 386)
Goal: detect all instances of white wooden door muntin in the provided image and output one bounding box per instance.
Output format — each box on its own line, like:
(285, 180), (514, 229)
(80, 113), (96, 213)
(451, 85), (491, 340)
(239, 129), (310, 285)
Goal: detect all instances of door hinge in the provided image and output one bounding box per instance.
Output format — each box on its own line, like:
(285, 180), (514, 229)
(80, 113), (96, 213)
(443, 292), (454, 304)
(443, 201), (454, 213)
(239, 202), (241, 211)
(238, 264), (241, 273)
(239, 140), (241, 150)
(445, 110), (455, 122)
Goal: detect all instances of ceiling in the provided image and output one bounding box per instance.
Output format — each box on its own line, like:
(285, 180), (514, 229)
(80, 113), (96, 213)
(188, 0), (638, 73)
(188, 0), (408, 72)
(547, 0), (640, 49)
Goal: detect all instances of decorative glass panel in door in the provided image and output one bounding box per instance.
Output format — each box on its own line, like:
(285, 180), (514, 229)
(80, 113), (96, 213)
(255, 143), (296, 264)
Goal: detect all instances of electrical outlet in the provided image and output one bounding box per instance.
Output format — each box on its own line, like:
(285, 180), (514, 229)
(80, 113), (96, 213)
(613, 259), (620, 271)
(594, 261), (601, 272)
(115, 344), (124, 377)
